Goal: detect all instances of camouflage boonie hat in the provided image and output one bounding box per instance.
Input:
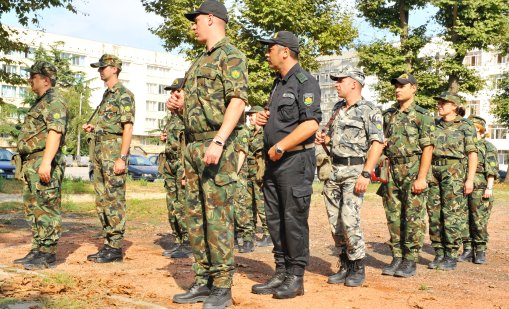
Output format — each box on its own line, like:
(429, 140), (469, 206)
(28, 61), (57, 83)
(469, 115), (486, 128)
(164, 78), (185, 91)
(246, 105), (265, 114)
(330, 67), (366, 87)
(433, 91), (464, 106)
(90, 54), (122, 70)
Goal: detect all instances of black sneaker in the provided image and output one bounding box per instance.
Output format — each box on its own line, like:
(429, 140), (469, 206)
(94, 246), (123, 263)
(203, 287), (232, 309)
(172, 283), (211, 304)
(239, 240), (255, 253)
(23, 252), (56, 270)
(394, 259), (416, 278)
(381, 257), (402, 276)
(13, 249), (39, 265)
(427, 255), (444, 269)
(252, 272), (286, 294)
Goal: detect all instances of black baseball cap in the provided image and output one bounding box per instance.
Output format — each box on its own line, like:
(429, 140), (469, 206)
(259, 31), (300, 54)
(164, 78), (185, 91)
(184, 0), (228, 23)
(391, 73), (417, 85)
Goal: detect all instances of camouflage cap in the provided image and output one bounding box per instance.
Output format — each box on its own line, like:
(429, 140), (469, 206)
(468, 115), (486, 128)
(391, 72), (417, 85)
(330, 67), (366, 87)
(433, 91), (464, 106)
(28, 61), (57, 82)
(246, 105), (265, 114)
(90, 54), (122, 70)
(164, 78), (185, 91)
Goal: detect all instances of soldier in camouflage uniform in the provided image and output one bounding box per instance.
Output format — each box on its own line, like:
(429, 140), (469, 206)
(83, 54), (135, 264)
(160, 78), (191, 259)
(13, 61), (68, 270)
(458, 116), (498, 264)
(378, 73), (434, 278)
(316, 68), (384, 287)
(167, 1), (248, 307)
(232, 124), (256, 253)
(427, 92), (478, 271)
(245, 106), (271, 246)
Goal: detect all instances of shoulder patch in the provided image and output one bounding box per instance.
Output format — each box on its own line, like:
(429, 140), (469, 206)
(231, 68), (241, 79)
(53, 113), (61, 119)
(296, 72), (308, 84)
(303, 93), (314, 106)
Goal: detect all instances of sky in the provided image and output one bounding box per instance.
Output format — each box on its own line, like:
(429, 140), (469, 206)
(2, 0), (439, 55)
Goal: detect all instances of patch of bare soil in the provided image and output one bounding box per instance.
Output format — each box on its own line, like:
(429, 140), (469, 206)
(1, 189), (508, 308)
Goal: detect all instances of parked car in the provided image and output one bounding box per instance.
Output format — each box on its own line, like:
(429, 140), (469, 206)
(128, 155), (159, 181)
(499, 169), (507, 182)
(77, 155), (90, 167)
(0, 148), (15, 179)
(148, 154), (159, 166)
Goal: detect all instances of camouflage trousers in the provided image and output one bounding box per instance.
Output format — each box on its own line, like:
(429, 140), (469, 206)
(427, 162), (468, 258)
(379, 160), (426, 262)
(93, 138), (127, 249)
(247, 177), (269, 237)
(234, 161), (255, 242)
(162, 159), (188, 243)
(184, 140), (237, 288)
(21, 157), (64, 254)
(464, 187), (494, 251)
(323, 164), (365, 261)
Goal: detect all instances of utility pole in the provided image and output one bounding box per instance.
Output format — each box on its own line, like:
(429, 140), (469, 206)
(76, 92), (83, 156)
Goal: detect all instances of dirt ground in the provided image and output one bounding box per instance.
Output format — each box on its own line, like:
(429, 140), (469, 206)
(1, 185), (508, 309)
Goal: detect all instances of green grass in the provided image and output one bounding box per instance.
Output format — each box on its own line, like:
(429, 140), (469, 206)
(42, 273), (76, 288)
(61, 178), (94, 195)
(0, 202), (23, 213)
(41, 298), (87, 309)
(0, 298), (20, 307)
(0, 178), (23, 194)
(418, 283), (431, 291)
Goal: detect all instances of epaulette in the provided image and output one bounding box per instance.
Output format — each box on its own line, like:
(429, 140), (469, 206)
(296, 72), (308, 84)
(332, 100), (345, 112)
(383, 107), (398, 116)
(415, 105), (429, 115)
(362, 99), (377, 110)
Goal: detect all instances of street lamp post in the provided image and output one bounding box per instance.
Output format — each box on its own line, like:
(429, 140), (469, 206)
(76, 92), (83, 156)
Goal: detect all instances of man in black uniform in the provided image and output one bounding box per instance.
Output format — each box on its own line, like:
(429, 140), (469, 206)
(251, 31), (321, 300)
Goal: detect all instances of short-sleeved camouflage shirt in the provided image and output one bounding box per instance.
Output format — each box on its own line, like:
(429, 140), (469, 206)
(17, 88), (68, 155)
(329, 99), (384, 158)
(183, 37), (248, 134)
(474, 139), (499, 186)
(93, 82), (135, 136)
(163, 111), (185, 156)
(383, 102), (435, 158)
(432, 116), (477, 159)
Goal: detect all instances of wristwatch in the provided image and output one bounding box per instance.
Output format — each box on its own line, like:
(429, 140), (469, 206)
(212, 138), (225, 147)
(361, 171), (371, 179)
(120, 154), (128, 161)
(275, 144), (285, 155)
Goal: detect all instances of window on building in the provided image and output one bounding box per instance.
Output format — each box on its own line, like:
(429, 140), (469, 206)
(1, 85), (16, 97)
(18, 87), (28, 97)
(495, 76), (505, 89)
(158, 84), (168, 95)
(467, 100), (480, 115)
(498, 150), (509, 166)
(464, 53), (481, 66)
(2, 64), (17, 74)
(145, 117), (157, 129)
(71, 55), (86, 66)
(147, 83), (158, 94)
(20, 67), (29, 78)
(158, 119), (165, 128)
(497, 53), (508, 64)
(146, 101), (157, 112)
(489, 125), (508, 140)
(158, 102), (165, 111)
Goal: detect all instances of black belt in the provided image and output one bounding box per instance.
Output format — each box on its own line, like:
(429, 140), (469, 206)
(432, 158), (462, 166)
(391, 154), (419, 165)
(332, 156), (365, 166)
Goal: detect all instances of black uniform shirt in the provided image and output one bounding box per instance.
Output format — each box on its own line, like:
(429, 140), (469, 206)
(264, 63), (322, 149)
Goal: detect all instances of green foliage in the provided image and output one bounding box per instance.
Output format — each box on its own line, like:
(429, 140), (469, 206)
(141, 0), (358, 106)
(0, 0), (78, 85)
(491, 72), (509, 128)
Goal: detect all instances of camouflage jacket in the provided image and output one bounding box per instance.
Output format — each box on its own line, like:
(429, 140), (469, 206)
(163, 111), (185, 158)
(183, 37), (249, 134)
(328, 99), (384, 158)
(382, 102), (435, 158)
(247, 125), (264, 178)
(17, 88), (68, 156)
(93, 82), (135, 136)
(474, 139), (499, 187)
(432, 116), (477, 159)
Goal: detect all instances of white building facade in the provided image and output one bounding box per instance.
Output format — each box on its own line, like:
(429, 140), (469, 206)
(0, 27), (189, 152)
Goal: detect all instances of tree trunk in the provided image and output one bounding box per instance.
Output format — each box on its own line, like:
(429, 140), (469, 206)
(399, 0), (412, 72)
(448, 1), (460, 93)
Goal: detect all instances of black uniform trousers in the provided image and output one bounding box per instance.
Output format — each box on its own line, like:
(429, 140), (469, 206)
(263, 149), (315, 276)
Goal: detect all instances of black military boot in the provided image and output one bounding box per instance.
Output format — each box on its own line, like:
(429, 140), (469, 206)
(457, 249), (474, 262)
(474, 251), (486, 264)
(273, 274), (304, 299)
(381, 256), (402, 276)
(170, 242), (192, 259)
(172, 282), (211, 304)
(94, 246), (123, 263)
(394, 259), (416, 278)
(13, 249), (39, 265)
(87, 245), (109, 261)
(427, 255), (444, 269)
(256, 235), (272, 247)
(162, 242), (180, 257)
(234, 237), (240, 250)
(437, 256), (457, 271)
(23, 252), (56, 270)
(252, 271), (286, 294)
(328, 252), (349, 284)
(345, 258), (365, 287)
(239, 240), (255, 253)
(203, 287), (232, 309)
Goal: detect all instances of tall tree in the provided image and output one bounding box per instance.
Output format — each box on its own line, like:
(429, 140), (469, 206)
(141, 0), (358, 106)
